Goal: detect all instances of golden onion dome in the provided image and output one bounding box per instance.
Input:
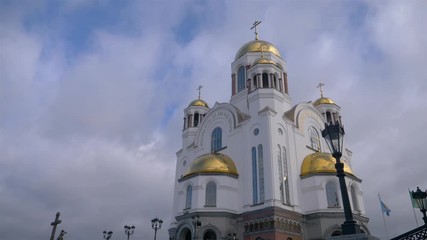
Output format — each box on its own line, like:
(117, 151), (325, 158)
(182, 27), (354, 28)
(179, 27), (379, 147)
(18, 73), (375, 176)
(301, 152), (354, 177)
(255, 57), (276, 65)
(313, 97), (335, 106)
(183, 153), (238, 178)
(188, 99), (209, 108)
(235, 40), (281, 60)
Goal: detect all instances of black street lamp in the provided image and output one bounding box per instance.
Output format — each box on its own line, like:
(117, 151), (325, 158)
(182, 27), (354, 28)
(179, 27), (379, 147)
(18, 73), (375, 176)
(124, 225), (135, 240)
(151, 217), (163, 240)
(322, 121), (360, 235)
(103, 230), (113, 240)
(191, 216), (202, 240)
(411, 187), (427, 225)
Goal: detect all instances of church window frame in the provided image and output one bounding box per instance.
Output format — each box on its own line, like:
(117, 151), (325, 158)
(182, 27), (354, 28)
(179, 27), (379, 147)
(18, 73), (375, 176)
(252, 147), (258, 204)
(282, 146), (290, 204)
(262, 72), (269, 88)
(185, 184), (193, 209)
(326, 181), (340, 207)
(205, 181), (217, 207)
(237, 66), (246, 92)
(258, 144), (265, 203)
(194, 112), (200, 127)
(308, 127), (321, 151)
(211, 127), (222, 152)
(351, 185), (360, 211)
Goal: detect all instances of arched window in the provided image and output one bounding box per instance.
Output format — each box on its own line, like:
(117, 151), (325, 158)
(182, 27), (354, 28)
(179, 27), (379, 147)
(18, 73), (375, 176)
(262, 73), (269, 88)
(237, 66), (246, 92)
(194, 113), (199, 127)
(308, 127), (320, 151)
(252, 147), (258, 204)
(253, 74), (258, 88)
(258, 144), (265, 203)
(282, 146), (290, 204)
(326, 182), (339, 207)
(205, 182), (217, 207)
(185, 185), (192, 209)
(326, 111), (332, 123)
(277, 145), (284, 203)
(211, 127), (222, 152)
(351, 186), (359, 210)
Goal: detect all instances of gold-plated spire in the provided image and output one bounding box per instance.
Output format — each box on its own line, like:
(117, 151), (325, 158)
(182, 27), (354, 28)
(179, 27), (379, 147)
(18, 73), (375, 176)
(251, 20), (262, 40)
(317, 82), (325, 97)
(197, 85), (203, 99)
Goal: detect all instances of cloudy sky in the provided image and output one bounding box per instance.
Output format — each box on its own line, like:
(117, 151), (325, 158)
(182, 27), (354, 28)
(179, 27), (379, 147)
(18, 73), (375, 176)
(1, 0), (427, 239)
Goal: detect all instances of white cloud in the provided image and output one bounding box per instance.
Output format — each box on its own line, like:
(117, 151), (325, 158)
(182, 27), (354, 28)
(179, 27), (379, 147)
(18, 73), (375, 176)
(1, 1), (427, 240)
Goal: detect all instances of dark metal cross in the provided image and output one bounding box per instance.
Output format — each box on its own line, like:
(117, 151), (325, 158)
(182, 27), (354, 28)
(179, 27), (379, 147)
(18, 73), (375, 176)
(317, 82), (325, 97)
(197, 85), (203, 99)
(250, 20), (262, 40)
(50, 212), (62, 240)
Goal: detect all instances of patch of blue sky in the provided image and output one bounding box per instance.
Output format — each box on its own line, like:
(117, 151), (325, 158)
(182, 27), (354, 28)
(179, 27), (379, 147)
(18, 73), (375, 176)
(23, 0), (133, 62)
(173, 1), (226, 45)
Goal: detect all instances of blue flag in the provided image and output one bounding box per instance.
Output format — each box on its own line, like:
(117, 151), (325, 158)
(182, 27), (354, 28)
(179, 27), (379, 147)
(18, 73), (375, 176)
(380, 198), (391, 216)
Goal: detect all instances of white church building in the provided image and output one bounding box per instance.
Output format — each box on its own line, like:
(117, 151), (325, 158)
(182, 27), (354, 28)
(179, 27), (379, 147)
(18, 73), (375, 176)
(168, 29), (371, 240)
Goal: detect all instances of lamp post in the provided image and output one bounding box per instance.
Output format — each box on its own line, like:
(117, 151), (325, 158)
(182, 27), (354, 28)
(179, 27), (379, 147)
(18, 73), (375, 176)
(322, 121), (360, 234)
(191, 216), (202, 240)
(103, 230), (113, 240)
(124, 225), (135, 240)
(411, 187), (427, 225)
(151, 217), (163, 240)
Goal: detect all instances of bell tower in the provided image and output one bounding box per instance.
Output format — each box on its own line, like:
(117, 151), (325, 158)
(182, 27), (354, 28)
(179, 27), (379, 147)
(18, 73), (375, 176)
(230, 21), (291, 116)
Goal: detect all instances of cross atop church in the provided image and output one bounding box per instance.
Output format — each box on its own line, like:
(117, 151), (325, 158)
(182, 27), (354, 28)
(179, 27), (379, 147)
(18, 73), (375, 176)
(50, 212), (62, 240)
(197, 85), (203, 99)
(317, 83), (325, 97)
(250, 20), (262, 40)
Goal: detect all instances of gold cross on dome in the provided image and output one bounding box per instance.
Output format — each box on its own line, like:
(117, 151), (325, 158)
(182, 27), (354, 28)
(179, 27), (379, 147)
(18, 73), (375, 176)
(317, 83), (325, 97)
(250, 20), (262, 40)
(197, 85), (203, 99)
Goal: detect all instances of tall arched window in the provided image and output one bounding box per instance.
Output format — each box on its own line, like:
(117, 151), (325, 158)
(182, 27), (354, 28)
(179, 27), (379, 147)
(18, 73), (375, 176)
(262, 73), (269, 88)
(326, 182), (339, 207)
(277, 145), (284, 203)
(252, 147), (258, 204)
(211, 127), (222, 152)
(237, 66), (246, 92)
(282, 146), (290, 204)
(308, 127), (320, 151)
(326, 111), (332, 123)
(258, 144), (265, 203)
(351, 186), (359, 211)
(185, 185), (192, 209)
(205, 182), (217, 207)
(194, 113), (200, 127)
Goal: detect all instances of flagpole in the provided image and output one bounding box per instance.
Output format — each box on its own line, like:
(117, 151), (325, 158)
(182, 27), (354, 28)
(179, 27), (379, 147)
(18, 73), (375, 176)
(379, 193), (389, 239)
(409, 188), (420, 227)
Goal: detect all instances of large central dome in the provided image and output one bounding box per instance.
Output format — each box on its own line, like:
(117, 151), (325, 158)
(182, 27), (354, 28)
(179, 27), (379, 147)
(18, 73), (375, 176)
(235, 40), (281, 60)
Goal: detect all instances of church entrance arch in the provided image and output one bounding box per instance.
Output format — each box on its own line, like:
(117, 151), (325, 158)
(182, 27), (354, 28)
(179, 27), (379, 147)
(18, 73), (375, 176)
(203, 230), (217, 240)
(178, 227), (192, 240)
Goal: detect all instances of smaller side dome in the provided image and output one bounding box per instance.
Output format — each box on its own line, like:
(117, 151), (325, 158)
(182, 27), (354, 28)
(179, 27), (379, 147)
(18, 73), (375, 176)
(188, 99), (209, 108)
(313, 97), (335, 106)
(183, 153), (238, 178)
(301, 152), (354, 177)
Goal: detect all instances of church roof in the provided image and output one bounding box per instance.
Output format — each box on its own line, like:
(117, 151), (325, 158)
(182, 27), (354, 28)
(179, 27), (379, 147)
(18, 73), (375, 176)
(235, 39), (281, 60)
(300, 152), (354, 177)
(188, 99), (209, 108)
(183, 153), (238, 178)
(313, 97), (335, 106)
